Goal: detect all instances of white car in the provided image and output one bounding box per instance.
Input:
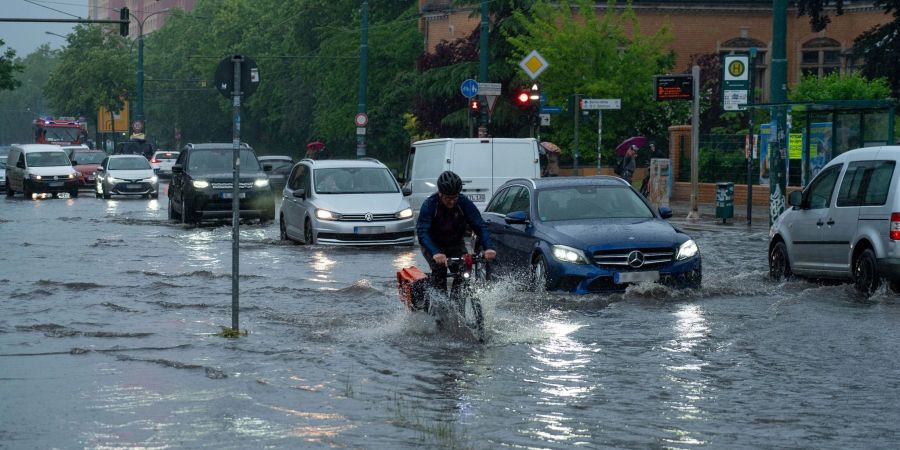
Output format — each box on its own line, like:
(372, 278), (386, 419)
(96, 155), (159, 199)
(150, 150), (180, 177)
(769, 145), (900, 296)
(0, 156), (6, 191)
(279, 158), (415, 245)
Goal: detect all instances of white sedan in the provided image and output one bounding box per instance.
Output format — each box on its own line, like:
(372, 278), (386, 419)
(96, 155), (159, 199)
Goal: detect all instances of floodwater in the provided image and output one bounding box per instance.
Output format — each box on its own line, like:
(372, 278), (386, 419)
(2, 185), (900, 449)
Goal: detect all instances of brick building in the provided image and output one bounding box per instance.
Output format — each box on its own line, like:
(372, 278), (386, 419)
(418, 0), (890, 101)
(88, 0), (196, 36)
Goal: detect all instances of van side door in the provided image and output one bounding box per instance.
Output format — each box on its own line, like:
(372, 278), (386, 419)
(492, 140), (540, 196)
(409, 146), (443, 212)
(789, 164), (842, 274)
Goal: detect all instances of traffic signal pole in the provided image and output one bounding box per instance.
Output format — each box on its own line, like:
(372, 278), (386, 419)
(479, 0), (489, 133)
(357, 0), (369, 158)
(769, 0), (788, 225)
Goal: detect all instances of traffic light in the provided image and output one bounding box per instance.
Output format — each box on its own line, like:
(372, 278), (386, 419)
(515, 91), (531, 111)
(119, 7), (129, 36)
(469, 98), (480, 119)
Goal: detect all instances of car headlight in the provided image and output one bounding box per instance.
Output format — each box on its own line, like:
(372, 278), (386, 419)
(192, 180), (209, 189)
(144, 176), (158, 183)
(70, 173), (78, 178)
(551, 244), (588, 264)
(107, 176), (121, 183)
(676, 239), (699, 260)
(31, 174), (42, 180)
(395, 208), (413, 219)
(254, 178), (269, 188)
(316, 209), (342, 220)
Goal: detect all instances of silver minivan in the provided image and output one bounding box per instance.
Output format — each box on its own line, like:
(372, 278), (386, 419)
(5, 144), (79, 199)
(769, 146), (900, 295)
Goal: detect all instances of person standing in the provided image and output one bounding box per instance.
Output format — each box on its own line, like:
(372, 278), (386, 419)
(621, 145), (637, 184)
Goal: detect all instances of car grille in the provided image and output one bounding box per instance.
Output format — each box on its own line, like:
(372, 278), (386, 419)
(37, 175), (75, 181)
(592, 247), (675, 269)
(210, 182), (254, 190)
(318, 231), (414, 242)
(337, 213), (398, 222)
(113, 181), (152, 192)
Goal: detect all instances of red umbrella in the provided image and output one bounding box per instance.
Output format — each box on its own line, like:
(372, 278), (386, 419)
(306, 141), (325, 150)
(615, 136), (647, 156)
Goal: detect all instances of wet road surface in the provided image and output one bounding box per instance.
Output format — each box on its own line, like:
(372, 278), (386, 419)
(2, 186), (900, 449)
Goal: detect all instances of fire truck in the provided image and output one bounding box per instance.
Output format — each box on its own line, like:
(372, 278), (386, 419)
(33, 116), (89, 146)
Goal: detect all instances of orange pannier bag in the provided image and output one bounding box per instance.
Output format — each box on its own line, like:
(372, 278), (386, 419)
(396, 266), (429, 311)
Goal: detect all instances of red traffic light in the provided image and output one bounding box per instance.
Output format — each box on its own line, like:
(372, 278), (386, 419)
(516, 92), (530, 104)
(470, 99), (480, 110)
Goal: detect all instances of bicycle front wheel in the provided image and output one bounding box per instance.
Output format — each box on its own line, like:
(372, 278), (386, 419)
(464, 296), (485, 343)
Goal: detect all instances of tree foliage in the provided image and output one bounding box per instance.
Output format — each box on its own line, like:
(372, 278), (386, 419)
(0, 45), (60, 143)
(0, 39), (24, 92)
(506, 0), (676, 164)
(789, 72), (892, 101)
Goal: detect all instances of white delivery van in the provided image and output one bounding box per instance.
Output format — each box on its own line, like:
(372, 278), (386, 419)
(403, 138), (541, 211)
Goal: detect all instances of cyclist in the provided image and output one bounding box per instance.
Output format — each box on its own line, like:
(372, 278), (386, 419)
(416, 170), (497, 293)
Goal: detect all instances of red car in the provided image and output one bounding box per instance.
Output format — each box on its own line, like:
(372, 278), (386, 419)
(70, 150), (107, 188)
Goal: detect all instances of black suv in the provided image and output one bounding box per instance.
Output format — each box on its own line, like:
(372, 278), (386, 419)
(168, 143), (275, 224)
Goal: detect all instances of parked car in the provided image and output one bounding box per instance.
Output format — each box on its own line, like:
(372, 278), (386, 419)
(150, 150), (180, 177)
(70, 149), (107, 189)
(769, 145), (900, 296)
(0, 156), (6, 192)
(258, 155), (293, 194)
(95, 155), (158, 199)
(482, 176), (702, 294)
(168, 143), (275, 224)
(5, 144), (79, 199)
(280, 158), (415, 245)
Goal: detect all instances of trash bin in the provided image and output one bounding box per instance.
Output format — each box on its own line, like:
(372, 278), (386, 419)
(716, 182), (734, 222)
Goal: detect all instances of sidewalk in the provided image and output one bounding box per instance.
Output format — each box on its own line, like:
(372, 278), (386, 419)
(664, 198), (772, 231)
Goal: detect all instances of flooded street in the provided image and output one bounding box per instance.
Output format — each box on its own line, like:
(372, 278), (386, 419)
(3, 185), (900, 449)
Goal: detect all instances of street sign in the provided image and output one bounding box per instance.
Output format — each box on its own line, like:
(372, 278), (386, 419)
(460, 79), (479, 98)
(214, 55), (260, 99)
(540, 105), (563, 114)
(518, 49), (549, 80)
(354, 112), (369, 127)
(722, 54), (750, 111)
(580, 98), (621, 110)
(654, 75), (693, 101)
(540, 114), (550, 126)
(477, 82), (501, 96)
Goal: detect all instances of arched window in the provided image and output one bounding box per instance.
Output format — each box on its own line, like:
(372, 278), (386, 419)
(801, 38), (842, 78)
(721, 37), (767, 103)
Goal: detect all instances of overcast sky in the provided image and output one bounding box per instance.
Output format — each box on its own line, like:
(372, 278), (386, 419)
(1, 0), (89, 57)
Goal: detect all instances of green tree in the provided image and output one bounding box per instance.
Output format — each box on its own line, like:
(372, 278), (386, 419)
(0, 45), (60, 143)
(0, 39), (24, 92)
(506, 0), (675, 165)
(44, 25), (133, 130)
(789, 72), (892, 101)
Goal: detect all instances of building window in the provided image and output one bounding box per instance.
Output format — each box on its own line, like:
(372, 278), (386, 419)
(721, 37), (767, 103)
(801, 38), (842, 78)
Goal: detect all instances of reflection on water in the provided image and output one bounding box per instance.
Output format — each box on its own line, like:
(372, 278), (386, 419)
(310, 251), (335, 282)
(392, 250), (417, 272)
(662, 304), (709, 446)
(184, 229), (220, 268)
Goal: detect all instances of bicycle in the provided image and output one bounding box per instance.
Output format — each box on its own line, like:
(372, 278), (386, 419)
(397, 253), (490, 343)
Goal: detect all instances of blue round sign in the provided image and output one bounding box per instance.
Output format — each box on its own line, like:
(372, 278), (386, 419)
(460, 79), (479, 98)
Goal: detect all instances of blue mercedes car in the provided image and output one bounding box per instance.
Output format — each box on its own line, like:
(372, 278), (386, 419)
(482, 176), (701, 294)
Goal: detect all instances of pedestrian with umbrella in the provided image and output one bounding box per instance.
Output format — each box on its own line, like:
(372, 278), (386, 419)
(540, 142), (561, 177)
(614, 136), (647, 184)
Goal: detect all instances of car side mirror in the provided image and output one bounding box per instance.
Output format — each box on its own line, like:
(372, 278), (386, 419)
(292, 188), (306, 199)
(658, 206), (673, 219)
(401, 186), (412, 197)
(71, 161), (78, 166)
(263, 164), (272, 172)
(96, 167), (104, 172)
(505, 210), (530, 225)
(171, 164), (182, 174)
(788, 191), (802, 208)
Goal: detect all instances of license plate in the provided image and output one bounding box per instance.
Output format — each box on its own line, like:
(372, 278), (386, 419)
(354, 226), (385, 235)
(57, 192), (70, 199)
(614, 271), (660, 284)
(49, 181), (63, 187)
(467, 193), (485, 202)
(126, 183), (141, 189)
(88, 176), (95, 180)
(221, 192), (246, 199)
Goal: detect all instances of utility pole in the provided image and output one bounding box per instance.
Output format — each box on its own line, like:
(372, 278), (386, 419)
(573, 94), (580, 175)
(688, 65), (701, 220)
(478, 0), (489, 135)
(769, 0), (788, 225)
(118, 8), (170, 134)
(357, 0), (368, 158)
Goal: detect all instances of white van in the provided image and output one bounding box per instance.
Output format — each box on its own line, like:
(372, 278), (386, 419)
(769, 145), (900, 296)
(403, 138), (541, 211)
(5, 144), (79, 199)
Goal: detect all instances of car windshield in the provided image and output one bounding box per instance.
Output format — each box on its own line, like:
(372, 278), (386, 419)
(537, 185), (654, 221)
(154, 152), (179, 160)
(0, 157), (6, 169)
(25, 151), (70, 167)
(314, 167), (398, 194)
(187, 149), (262, 173)
(109, 157), (151, 170)
(73, 152), (106, 164)
(267, 160), (294, 172)
(44, 127), (81, 143)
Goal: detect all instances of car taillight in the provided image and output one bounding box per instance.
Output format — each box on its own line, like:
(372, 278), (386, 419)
(150, 159), (160, 163)
(891, 213), (900, 241)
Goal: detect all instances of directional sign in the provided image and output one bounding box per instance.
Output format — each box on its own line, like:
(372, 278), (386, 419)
(540, 105), (563, 114)
(580, 98), (621, 110)
(460, 79), (479, 98)
(477, 82), (501, 96)
(518, 49), (549, 80)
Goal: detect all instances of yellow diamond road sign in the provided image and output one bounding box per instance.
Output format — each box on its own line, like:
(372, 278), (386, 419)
(519, 49), (548, 80)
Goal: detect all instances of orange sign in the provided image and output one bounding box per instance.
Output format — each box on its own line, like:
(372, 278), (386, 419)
(98, 102), (129, 133)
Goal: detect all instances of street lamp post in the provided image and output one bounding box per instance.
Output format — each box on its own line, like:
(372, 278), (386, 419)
(118, 8), (169, 133)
